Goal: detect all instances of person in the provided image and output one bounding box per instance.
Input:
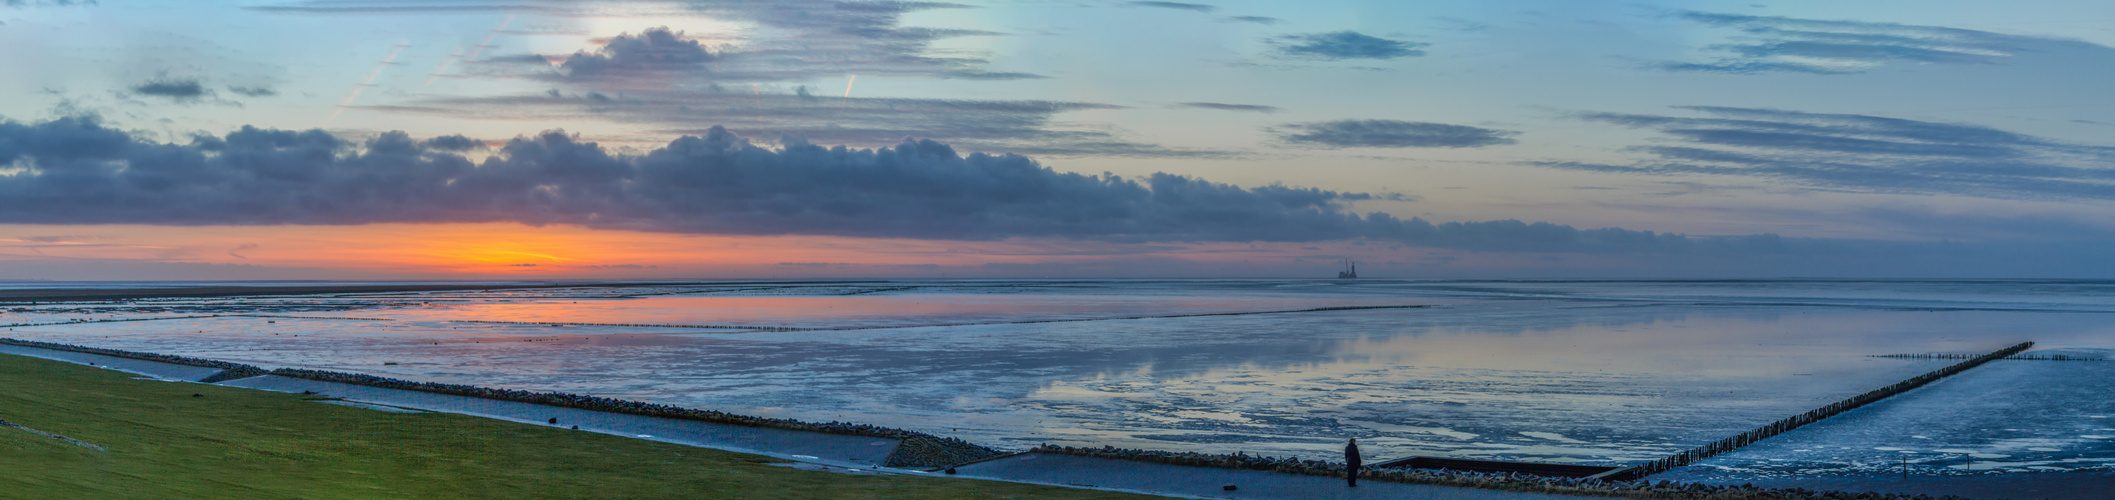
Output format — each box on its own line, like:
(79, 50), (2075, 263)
(1344, 438), (1362, 487)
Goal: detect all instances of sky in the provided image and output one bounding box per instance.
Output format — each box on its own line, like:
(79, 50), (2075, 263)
(2, 0), (2113, 280)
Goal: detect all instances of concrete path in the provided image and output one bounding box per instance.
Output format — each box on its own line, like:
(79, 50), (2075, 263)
(217, 375), (901, 469)
(316, 399), (427, 413)
(954, 453), (1591, 500)
(0, 344), (225, 382)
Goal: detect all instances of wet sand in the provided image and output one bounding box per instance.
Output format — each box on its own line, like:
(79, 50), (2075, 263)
(1703, 472), (2115, 499)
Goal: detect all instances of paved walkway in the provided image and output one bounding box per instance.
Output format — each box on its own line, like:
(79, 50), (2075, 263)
(218, 375), (900, 469)
(0, 344), (224, 381)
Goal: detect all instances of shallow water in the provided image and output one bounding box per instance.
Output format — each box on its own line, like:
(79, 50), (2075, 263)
(6, 280), (2113, 471)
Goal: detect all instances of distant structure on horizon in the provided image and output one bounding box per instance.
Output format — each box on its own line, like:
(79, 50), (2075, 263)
(1337, 259), (1358, 279)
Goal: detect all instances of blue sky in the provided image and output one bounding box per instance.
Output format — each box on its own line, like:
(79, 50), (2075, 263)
(1, 0), (2113, 279)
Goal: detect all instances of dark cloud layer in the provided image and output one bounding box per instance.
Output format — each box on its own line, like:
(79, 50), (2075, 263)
(1665, 11), (2097, 74)
(1273, 119), (1517, 148)
(1544, 106), (2115, 200)
(1271, 31), (1425, 60)
(0, 115), (1777, 254)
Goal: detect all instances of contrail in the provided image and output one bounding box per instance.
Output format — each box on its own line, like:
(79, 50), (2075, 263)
(426, 15), (514, 88)
(838, 74), (856, 115)
(328, 42), (409, 123)
(423, 48), (465, 88)
(461, 15), (514, 62)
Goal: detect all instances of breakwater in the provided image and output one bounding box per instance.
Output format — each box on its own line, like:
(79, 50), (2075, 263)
(0, 337), (268, 382)
(1600, 341), (2037, 481)
(1371, 456), (1618, 478)
(265, 368), (999, 468)
(1028, 445), (1973, 500)
(1872, 352), (2100, 361)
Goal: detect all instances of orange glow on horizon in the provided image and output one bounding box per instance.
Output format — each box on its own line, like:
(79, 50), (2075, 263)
(0, 222), (1531, 279)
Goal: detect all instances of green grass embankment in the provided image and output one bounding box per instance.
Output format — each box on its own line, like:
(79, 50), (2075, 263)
(0, 354), (1154, 499)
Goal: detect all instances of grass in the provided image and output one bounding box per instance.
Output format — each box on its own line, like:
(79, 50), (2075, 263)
(0, 354), (1157, 499)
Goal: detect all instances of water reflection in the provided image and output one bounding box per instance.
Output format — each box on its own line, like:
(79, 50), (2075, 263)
(6, 280), (2115, 467)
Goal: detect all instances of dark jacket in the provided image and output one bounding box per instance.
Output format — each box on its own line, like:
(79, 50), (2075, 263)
(1345, 442), (1361, 467)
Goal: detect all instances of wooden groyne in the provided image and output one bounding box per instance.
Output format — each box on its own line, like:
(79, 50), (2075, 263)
(1594, 341), (2036, 481)
(1872, 352), (2100, 361)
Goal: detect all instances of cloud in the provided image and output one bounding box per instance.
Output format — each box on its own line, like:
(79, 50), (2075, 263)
(0, 115), (1782, 255)
(418, 134), (483, 151)
(1272, 119), (1518, 148)
(1541, 106), (2115, 200)
(226, 86), (277, 97)
(1223, 16), (1279, 25)
(252, 3), (1067, 157)
(1127, 1), (1214, 13)
(259, 1), (1014, 86)
(942, 70), (1048, 80)
(368, 89), (1215, 158)
(18, 235), (88, 243)
(1270, 31), (1425, 60)
(1664, 11), (2101, 74)
(436, 23), (1074, 150)
(1172, 102), (1279, 113)
(532, 25), (1005, 85)
(556, 27), (718, 79)
(132, 78), (209, 100)
(131, 77), (271, 105)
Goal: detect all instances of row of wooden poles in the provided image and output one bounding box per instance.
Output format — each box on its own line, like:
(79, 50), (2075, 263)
(1600, 341), (2036, 481)
(449, 319), (823, 332)
(1871, 352), (2100, 361)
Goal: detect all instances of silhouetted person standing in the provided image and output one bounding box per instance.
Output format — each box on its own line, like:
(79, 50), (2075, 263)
(1345, 438), (1362, 487)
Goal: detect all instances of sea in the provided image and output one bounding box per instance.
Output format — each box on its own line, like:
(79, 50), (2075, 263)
(5, 279), (2112, 477)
